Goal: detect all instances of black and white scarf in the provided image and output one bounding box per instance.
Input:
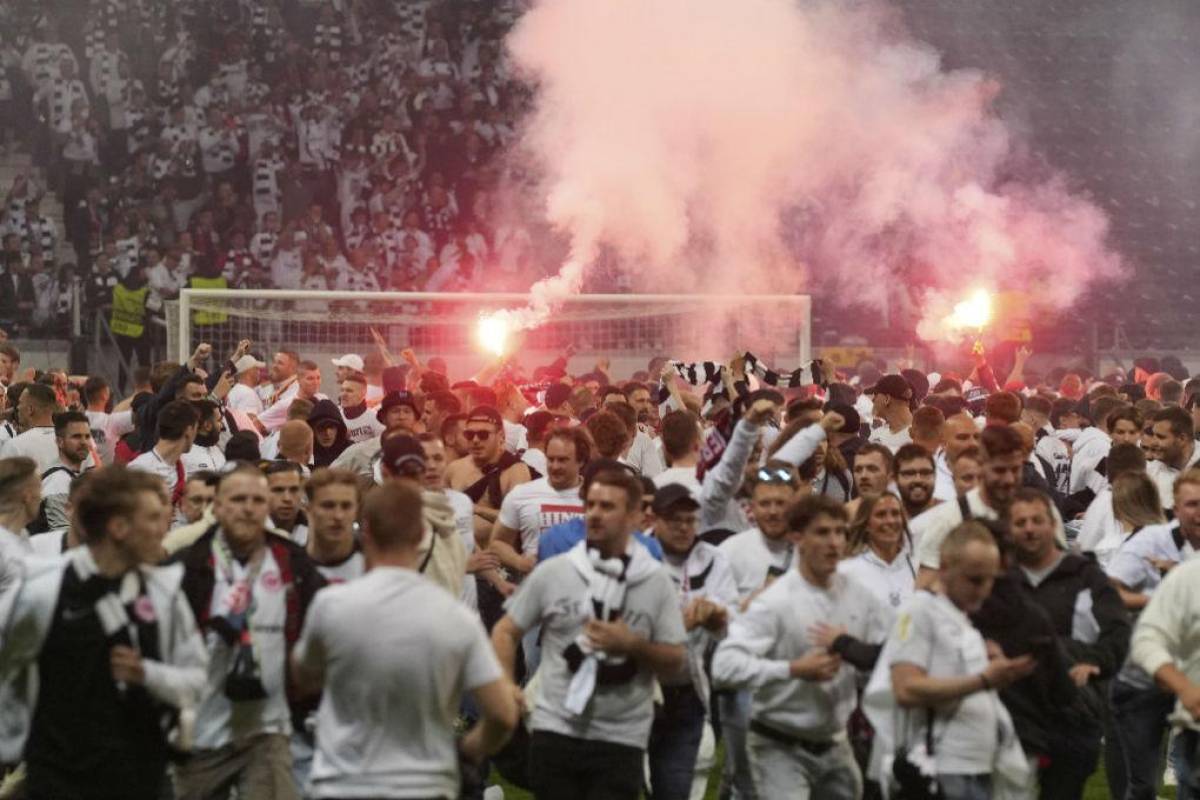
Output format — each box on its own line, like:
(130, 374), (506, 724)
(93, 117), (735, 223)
(667, 353), (825, 390)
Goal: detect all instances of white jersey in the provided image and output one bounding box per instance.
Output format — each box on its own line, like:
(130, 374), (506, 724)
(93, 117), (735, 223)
(868, 424), (912, 454)
(2, 428), (64, 473)
(181, 444), (227, 478)
(717, 527), (795, 600)
(339, 406), (386, 445)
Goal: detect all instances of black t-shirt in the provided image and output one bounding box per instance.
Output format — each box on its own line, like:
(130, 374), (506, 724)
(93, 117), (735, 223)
(25, 569), (168, 800)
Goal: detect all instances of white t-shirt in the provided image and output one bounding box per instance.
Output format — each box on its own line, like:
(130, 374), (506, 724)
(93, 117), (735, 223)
(339, 406), (386, 445)
(503, 419), (528, 454)
(128, 448), (183, 497)
(653, 466), (702, 500)
(496, 478), (584, 557)
(312, 545), (366, 585)
(911, 488), (999, 569)
(2, 427), (63, 473)
(294, 567), (503, 799)
(868, 424), (913, 454)
(86, 409), (135, 464)
(717, 527), (795, 600)
(888, 591), (1001, 773)
(522, 447), (547, 477)
(182, 444), (226, 478)
(226, 382), (265, 415)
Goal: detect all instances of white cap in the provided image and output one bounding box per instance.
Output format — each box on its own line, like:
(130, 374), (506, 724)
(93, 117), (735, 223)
(234, 355), (266, 374)
(331, 354), (364, 372)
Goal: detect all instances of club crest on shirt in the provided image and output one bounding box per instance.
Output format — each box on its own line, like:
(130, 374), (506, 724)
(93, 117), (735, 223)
(260, 571), (283, 593)
(133, 595), (156, 623)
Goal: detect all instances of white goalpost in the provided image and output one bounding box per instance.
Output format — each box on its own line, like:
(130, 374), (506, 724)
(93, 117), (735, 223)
(168, 289), (811, 382)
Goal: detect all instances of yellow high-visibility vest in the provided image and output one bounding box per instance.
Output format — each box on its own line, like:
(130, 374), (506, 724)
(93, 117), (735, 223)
(110, 284), (148, 338)
(190, 277), (229, 325)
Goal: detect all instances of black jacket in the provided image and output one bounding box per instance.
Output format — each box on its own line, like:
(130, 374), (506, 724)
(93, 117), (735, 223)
(1016, 553), (1131, 730)
(971, 572), (1079, 756)
(307, 398), (350, 467)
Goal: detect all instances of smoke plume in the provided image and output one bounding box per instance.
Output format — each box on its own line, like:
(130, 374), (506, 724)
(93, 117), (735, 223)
(501, 0), (1125, 340)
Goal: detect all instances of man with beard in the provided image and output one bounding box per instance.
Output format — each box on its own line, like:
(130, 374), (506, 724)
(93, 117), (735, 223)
(446, 406), (533, 626)
(1145, 407), (1200, 510)
(259, 360), (323, 433)
(913, 425), (1027, 588)
(182, 400), (226, 478)
(37, 411), (94, 531)
(256, 350), (299, 411)
(648, 484), (738, 799)
(893, 443), (939, 520)
(491, 470), (685, 799)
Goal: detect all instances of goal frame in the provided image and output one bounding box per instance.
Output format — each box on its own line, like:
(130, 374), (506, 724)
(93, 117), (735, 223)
(174, 288), (811, 368)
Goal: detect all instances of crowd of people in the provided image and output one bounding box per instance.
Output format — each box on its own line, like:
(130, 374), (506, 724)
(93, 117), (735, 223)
(0, 0), (547, 339)
(0, 332), (1196, 800)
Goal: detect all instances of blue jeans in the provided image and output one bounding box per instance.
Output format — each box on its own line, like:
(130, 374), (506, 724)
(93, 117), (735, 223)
(648, 685), (707, 799)
(716, 690), (757, 799)
(1110, 679), (1176, 800)
(938, 774), (992, 800)
(1173, 730), (1200, 800)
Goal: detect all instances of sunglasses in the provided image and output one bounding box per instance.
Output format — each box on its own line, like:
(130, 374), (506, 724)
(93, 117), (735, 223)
(756, 467), (794, 484)
(463, 430), (493, 442)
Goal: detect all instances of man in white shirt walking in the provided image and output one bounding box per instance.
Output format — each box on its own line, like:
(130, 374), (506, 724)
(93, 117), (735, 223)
(653, 410), (703, 499)
(292, 482), (519, 800)
(714, 495), (889, 799)
(490, 426), (588, 578)
(491, 469), (687, 799)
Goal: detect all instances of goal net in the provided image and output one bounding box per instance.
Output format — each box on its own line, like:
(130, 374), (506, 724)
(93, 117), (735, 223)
(167, 290), (811, 380)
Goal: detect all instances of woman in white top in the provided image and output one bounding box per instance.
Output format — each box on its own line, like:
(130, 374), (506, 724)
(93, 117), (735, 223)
(1081, 472), (1165, 569)
(838, 491), (916, 620)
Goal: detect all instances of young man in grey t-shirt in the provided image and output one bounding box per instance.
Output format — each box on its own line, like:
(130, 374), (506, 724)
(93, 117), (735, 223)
(492, 469), (687, 799)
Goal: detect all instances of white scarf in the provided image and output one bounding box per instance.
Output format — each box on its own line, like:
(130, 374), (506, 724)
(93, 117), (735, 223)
(563, 538), (659, 715)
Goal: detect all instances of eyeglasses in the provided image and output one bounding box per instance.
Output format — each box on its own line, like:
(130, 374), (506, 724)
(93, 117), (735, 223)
(463, 429), (493, 442)
(897, 468), (935, 479)
(756, 467), (794, 484)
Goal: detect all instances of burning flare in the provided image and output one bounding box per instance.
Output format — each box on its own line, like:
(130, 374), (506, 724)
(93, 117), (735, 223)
(476, 313), (512, 357)
(946, 289), (994, 332)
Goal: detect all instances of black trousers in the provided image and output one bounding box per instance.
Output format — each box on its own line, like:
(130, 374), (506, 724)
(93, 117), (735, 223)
(529, 730), (644, 800)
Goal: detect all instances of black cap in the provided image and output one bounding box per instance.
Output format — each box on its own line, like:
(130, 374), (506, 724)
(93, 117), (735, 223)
(377, 391), (419, 423)
(864, 374), (913, 402)
(652, 483), (700, 515)
(380, 434), (425, 475)
(466, 405), (504, 428)
(822, 401), (861, 434)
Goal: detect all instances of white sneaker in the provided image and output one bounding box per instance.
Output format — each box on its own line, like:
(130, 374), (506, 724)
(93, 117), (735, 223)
(484, 786), (506, 800)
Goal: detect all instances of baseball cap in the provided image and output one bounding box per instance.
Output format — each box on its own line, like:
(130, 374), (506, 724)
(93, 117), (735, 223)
(864, 374), (913, 402)
(377, 391), (420, 423)
(652, 483), (700, 515)
(380, 434), (426, 475)
(331, 354), (364, 372)
(466, 406), (504, 428)
(233, 354), (265, 374)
